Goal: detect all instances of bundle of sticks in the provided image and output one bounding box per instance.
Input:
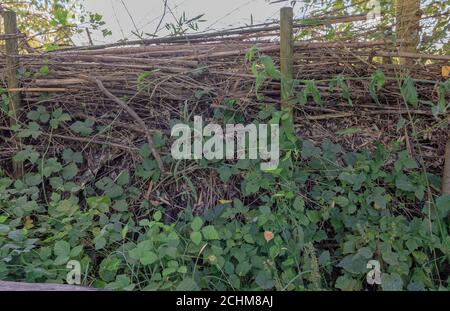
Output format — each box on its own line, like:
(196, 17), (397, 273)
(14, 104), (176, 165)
(0, 21), (448, 212)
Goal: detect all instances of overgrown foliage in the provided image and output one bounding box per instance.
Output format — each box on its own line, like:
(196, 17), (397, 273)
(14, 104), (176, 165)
(0, 49), (449, 290)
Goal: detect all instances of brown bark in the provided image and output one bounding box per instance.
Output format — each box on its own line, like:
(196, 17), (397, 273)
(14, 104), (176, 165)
(396, 0), (421, 65)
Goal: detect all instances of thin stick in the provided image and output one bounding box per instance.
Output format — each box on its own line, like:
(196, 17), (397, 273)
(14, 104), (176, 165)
(8, 88), (68, 92)
(88, 77), (165, 172)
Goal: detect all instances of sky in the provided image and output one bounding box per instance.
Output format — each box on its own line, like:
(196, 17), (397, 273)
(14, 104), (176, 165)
(74, 0), (298, 45)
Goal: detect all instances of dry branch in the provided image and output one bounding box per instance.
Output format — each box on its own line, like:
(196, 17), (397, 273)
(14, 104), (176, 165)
(87, 76), (165, 172)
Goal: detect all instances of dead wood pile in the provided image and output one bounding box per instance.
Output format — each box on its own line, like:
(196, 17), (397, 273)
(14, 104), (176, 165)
(0, 22), (449, 212)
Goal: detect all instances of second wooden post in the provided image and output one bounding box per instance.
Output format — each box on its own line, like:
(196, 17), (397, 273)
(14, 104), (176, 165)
(280, 7), (294, 119)
(2, 10), (23, 178)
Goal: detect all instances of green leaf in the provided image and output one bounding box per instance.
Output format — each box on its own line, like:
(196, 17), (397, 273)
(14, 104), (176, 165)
(13, 146), (40, 163)
(366, 187), (389, 209)
(113, 200), (128, 212)
(382, 250), (399, 266)
(129, 241), (157, 265)
(94, 236), (107, 250)
(217, 166), (232, 182)
(401, 76), (419, 107)
(335, 196), (349, 207)
(293, 196), (305, 211)
(369, 69), (386, 104)
(335, 275), (361, 291)
(201, 225), (220, 240)
(255, 270), (274, 289)
(62, 148), (83, 164)
(337, 255), (367, 274)
(381, 273), (403, 291)
(236, 261), (251, 276)
(99, 257), (121, 282)
(301, 140), (321, 159)
(153, 210), (162, 221)
(260, 56), (281, 80)
(190, 231), (202, 245)
(395, 174), (415, 192)
(70, 119), (94, 136)
(95, 177), (123, 198)
(87, 196), (110, 213)
(301, 80), (322, 105)
(18, 122), (42, 139)
(27, 106), (49, 123)
(435, 195), (450, 219)
(54, 240), (70, 264)
(116, 170), (130, 186)
(24, 173), (42, 187)
(42, 158), (62, 177)
(176, 278), (199, 291)
(62, 162), (78, 180)
(191, 216), (203, 231)
(50, 108), (71, 129)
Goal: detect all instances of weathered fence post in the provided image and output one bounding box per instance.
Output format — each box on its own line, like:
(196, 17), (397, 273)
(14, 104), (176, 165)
(2, 10), (23, 178)
(280, 7), (294, 120)
(396, 0), (421, 65)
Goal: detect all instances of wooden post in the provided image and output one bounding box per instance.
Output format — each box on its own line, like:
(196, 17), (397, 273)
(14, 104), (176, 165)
(280, 7), (294, 117)
(396, 0), (421, 65)
(2, 10), (23, 178)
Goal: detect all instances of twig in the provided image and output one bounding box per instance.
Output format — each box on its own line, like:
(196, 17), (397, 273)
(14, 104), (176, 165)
(87, 76), (165, 172)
